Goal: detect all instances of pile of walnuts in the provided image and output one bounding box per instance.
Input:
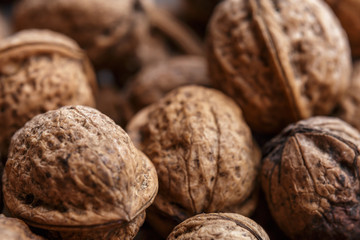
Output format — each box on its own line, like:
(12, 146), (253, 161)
(1, 0), (360, 239)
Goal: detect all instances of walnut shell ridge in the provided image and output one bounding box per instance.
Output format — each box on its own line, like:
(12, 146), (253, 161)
(0, 214), (44, 240)
(3, 106), (158, 239)
(167, 213), (269, 240)
(207, 0), (351, 133)
(262, 116), (360, 239)
(0, 29), (96, 158)
(127, 85), (261, 234)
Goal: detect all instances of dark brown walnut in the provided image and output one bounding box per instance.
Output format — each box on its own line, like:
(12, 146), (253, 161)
(126, 56), (211, 113)
(335, 61), (360, 131)
(207, 0), (351, 134)
(14, 0), (203, 71)
(261, 116), (360, 239)
(0, 214), (44, 240)
(167, 213), (269, 240)
(324, 0), (360, 57)
(127, 85), (261, 236)
(3, 105), (158, 240)
(0, 29), (96, 159)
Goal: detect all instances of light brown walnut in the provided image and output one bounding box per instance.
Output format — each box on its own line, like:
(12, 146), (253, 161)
(127, 86), (261, 236)
(167, 213), (269, 240)
(0, 29), (96, 159)
(0, 214), (44, 240)
(3, 105), (158, 240)
(262, 117), (360, 239)
(207, 0), (351, 133)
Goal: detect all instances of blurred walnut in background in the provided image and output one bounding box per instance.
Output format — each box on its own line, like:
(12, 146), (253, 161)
(0, 215), (44, 240)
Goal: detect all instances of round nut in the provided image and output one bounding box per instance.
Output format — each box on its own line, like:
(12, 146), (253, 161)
(262, 116), (360, 239)
(335, 61), (360, 131)
(167, 213), (270, 240)
(127, 56), (211, 113)
(207, 0), (351, 133)
(0, 214), (44, 240)
(0, 29), (96, 158)
(324, 0), (360, 57)
(127, 85), (261, 236)
(3, 105), (158, 240)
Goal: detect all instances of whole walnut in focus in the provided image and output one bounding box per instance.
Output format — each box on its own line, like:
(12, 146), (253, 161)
(0, 29), (96, 159)
(3, 106), (158, 240)
(324, 0), (360, 57)
(207, 0), (351, 134)
(14, 0), (202, 72)
(262, 117), (360, 239)
(168, 213), (269, 240)
(126, 56), (210, 114)
(0, 214), (44, 240)
(127, 86), (261, 236)
(335, 61), (360, 131)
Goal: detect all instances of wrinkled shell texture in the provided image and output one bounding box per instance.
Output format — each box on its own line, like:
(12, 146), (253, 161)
(262, 117), (360, 239)
(207, 0), (351, 133)
(336, 62), (360, 131)
(0, 29), (96, 157)
(127, 56), (210, 112)
(0, 215), (44, 240)
(167, 213), (269, 240)
(3, 106), (158, 236)
(14, 0), (142, 68)
(127, 86), (261, 224)
(325, 0), (360, 57)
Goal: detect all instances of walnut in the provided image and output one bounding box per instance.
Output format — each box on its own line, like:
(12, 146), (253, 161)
(0, 214), (44, 240)
(334, 61), (360, 131)
(0, 29), (96, 159)
(324, 0), (360, 57)
(2, 105), (158, 240)
(261, 116), (360, 239)
(167, 213), (270, 240)
(14, 0), (202, 70)
(127, 85), (261, 236)
(206, 0), (351, 134)
(126, 56), (211, 114)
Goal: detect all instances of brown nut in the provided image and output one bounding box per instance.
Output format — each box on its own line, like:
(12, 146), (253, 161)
(167, 213), (270, 240)
(334, 61), (360, 131)
(207, 0), (351, 134)
(127, 85), (261, 236)
(324, 0), (360, 57)
(3, 105), (158, 240)
(261, 116), (360, 239)
(126, 56), (211, 113)
(0, 214), (44, 240)
(0, 29), (96, 159)
(14, 0), (202, 70)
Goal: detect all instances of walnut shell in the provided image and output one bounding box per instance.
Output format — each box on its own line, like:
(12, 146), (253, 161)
(3, 105), (158, 240)
(0, 214), (44, 240)
(127, 85), (261, 236)
(0, 29), (96, 158)
(324, 0), (360, 57)
(335, 61), (360, 131)
(261, 116), (360, 239)
(167, 213), (270, 240)
(207, 0), (351, 133)
(126, 56), (211, 113)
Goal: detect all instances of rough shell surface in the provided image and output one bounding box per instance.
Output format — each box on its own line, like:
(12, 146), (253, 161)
(127, 56), (211, 113)
(207, 0), (351, 133)
(0, 214), (44, 240)
(324, 0), (360, 57)
(3, 106), (158, 232)
(335, 61), (360, 131)
(261, 116), (360, 239)
(167, 213), (270, 240)
(0, 29), (96, 157)
(127, 86), (261, 230)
